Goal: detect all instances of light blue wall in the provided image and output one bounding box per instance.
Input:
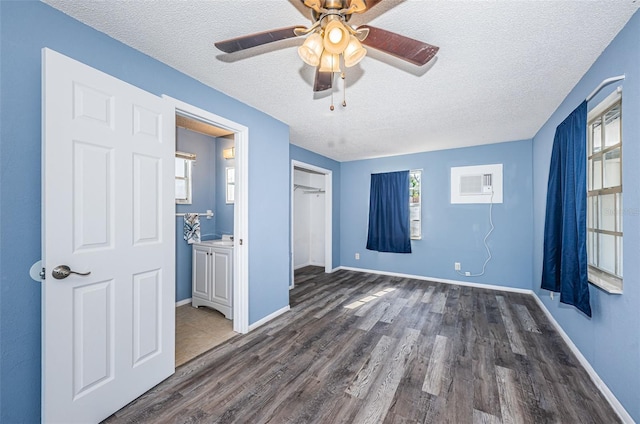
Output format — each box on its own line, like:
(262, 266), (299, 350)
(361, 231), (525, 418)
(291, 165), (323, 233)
(0, 2), (290, 422)
(175, 128), (217, 302)
(248, 122), (290, 322)
(215, 137), (235, 237)
(532, 10), (640, 421)
(340, 140), (534, 289)
(289, 144), (342, 278)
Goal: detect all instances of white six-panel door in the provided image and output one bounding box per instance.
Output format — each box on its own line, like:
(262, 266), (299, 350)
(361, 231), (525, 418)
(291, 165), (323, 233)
(42, 48), (175, 423)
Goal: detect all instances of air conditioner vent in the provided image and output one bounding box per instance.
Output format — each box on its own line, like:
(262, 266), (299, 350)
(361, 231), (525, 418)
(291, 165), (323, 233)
(459, 174), (493, 195)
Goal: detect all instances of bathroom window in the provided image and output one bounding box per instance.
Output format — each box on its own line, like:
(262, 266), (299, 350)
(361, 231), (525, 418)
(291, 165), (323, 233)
(226, 167), (235, 204)
(175, 151), (195, 204)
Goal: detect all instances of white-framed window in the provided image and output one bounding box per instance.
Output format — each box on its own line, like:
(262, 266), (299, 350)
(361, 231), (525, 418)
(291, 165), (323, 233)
(226, 167), (235, 204)
(410, 169), (422, 240)
(587, 90), (622, 293)
(175, 151), (195, 204)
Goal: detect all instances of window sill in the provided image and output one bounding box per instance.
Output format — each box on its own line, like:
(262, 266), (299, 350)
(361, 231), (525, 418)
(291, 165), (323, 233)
(588, 268), (622, 294)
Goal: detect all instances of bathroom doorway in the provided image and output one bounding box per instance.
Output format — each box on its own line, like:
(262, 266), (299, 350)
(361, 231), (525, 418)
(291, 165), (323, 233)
(290, 160), (333, 289)
(174, 114), (238, 366)
(164, 95), (250, 366)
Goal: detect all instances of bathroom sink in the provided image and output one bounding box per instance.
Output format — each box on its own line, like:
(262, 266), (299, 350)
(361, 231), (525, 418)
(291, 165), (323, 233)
(201, 239), (234, 247)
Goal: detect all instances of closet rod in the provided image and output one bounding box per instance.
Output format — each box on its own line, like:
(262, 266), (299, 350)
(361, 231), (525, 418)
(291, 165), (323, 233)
(586, 75), (625, 102)
(294, 184), (322, 191)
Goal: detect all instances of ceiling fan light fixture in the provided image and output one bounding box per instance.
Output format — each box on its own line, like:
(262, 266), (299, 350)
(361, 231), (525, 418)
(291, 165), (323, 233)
(323, 20), (349, 54)
(319, 51), (341, 73)
(298, 33), (324, 67)
(343, 35), (367, 67)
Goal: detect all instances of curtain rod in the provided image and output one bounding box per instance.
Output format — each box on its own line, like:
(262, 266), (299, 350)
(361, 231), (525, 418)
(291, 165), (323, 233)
(586, 75), (625, 102)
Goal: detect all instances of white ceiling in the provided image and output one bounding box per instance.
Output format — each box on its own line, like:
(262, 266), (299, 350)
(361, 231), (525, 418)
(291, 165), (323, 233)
(44, 0), (639, 162)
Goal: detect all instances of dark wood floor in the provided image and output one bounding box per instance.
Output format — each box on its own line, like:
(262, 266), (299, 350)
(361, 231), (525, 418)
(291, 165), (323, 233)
(104, 267), (619, 423)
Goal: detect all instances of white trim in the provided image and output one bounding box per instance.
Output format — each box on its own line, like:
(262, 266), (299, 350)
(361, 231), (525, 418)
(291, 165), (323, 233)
(588, 267), (623, 294)
(162, 95), (250, 335)
(336, 266), (532, 294)
(337, 266), (631, 421)
(531, 295), (633, 423)
(248, 305), (290, 331)
(175, 298), (192, 307)
(294, 261), (325, 270)
(290, 160), (333, 289)
(587, 87), (622, 119)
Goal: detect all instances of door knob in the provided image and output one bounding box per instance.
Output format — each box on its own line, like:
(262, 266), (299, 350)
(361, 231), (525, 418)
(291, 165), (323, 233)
(52, 265), (91, 280)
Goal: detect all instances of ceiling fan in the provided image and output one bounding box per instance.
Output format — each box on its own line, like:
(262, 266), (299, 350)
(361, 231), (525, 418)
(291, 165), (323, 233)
(214, 0), (439, 92)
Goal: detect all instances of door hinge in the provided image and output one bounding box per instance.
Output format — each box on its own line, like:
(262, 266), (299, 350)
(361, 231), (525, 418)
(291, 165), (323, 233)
(239, 239), (243, 246)
(40, 268), (46, 280)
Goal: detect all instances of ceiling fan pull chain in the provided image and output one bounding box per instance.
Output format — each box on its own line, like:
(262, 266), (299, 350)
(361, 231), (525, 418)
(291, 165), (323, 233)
(342, 72), (347, 107)
(330, 75), (335, 111)
(330, 54), (336, 111)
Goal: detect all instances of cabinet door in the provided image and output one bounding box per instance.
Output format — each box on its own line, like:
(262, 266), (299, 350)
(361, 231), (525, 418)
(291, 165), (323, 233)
(192, 245), (211, 300)
(212, 250), (232, 307)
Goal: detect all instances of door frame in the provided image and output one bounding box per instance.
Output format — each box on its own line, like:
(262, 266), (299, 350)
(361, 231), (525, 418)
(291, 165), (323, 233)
(290, 160), (333, 289)
(163, 95), (249, 334)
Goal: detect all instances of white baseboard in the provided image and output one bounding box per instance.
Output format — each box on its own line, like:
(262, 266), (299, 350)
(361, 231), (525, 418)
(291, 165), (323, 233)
(336, 265), (631, 422)
(531, 295), (633, 423)
(336, 266), (532, 294)
(176, 298), (192, 307)
(248, 305), (290, 332)
(294, 261), (325, 270)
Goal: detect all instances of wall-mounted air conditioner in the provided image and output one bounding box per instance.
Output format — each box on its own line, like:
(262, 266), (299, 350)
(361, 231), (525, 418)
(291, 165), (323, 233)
(459, 173), (493, 195)
(451, 164), (503, 204)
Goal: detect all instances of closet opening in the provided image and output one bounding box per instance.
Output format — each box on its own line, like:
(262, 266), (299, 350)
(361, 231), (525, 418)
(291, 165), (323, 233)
(290, 160), (333, 290)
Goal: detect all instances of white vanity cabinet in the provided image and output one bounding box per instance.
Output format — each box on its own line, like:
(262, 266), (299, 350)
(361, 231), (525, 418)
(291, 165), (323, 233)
(192, 241), (233, 319)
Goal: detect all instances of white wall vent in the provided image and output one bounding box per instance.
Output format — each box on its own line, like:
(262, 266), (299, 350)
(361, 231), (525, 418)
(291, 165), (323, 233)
(459, 174), (493, 195)
(451, 164), (503, 204)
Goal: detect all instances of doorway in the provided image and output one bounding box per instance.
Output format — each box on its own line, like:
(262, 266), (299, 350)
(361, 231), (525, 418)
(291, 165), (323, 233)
(290, 160), (332, 289)
(163, 96), (250, 341)
(173, 115), (238, 366)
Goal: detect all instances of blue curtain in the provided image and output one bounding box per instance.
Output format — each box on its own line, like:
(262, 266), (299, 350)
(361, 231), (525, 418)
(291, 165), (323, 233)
(542, 101), (591, 317)
(366, 170), (411, 253)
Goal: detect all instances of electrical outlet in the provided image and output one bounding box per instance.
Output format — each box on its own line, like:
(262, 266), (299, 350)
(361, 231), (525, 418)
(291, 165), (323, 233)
(465, 272), (471, 276)
(355, 253), (360, 260)
(454, 262), (461, 271)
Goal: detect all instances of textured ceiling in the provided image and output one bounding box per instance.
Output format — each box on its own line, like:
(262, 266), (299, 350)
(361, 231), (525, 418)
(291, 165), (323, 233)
(44, 0), (639, 162)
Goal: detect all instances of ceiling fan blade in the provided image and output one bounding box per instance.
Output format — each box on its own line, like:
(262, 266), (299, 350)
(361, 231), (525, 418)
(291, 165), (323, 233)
(358, 25), (439, 66)
(215, 26), (304, 53)
(314, 68), (333, 92)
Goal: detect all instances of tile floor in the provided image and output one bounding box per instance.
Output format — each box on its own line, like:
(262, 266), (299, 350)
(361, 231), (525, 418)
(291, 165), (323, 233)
(175, 303), (237, 367)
